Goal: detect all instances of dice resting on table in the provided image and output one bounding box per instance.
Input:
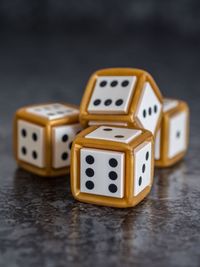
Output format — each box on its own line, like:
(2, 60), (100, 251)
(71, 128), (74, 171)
(71, 126), (154, 208)
(13, 68), (190, 208)
(13, 103), (82, 177)
(155, 98), (189, 167)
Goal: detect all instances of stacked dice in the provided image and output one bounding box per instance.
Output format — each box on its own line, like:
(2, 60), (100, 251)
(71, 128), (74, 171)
(13, 68), (189, 208)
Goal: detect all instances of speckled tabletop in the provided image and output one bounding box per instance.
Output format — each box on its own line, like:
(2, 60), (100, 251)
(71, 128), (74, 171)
(0, 32), (199, 267)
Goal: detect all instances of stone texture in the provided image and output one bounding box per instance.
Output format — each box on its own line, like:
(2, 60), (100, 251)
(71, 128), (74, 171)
(0, 31), (199, 267)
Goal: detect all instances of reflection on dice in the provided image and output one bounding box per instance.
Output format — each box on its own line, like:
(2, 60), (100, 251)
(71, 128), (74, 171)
(71, 125), (154, 208)
(80, 68), (163, 135)
(155, 99), (189, 167)
(14, 103), (82, 176)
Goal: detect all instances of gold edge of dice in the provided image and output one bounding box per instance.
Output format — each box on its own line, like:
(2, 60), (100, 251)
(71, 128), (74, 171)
(155, 100), (189, 167)
(70, 125), (154, 208)
(13, 102), (80, 177)
(13, 68), (190, 208)
(80, 68), (163, 135)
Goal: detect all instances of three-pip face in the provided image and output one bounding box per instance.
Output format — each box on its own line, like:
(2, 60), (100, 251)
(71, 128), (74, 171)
(80, 68), (163, 135)
(155, 99), (189, 167)
(71, 125), (154, 208)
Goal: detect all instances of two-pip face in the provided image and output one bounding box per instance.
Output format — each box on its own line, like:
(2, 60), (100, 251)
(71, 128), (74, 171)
(14, 103), (82, 176)
(71, 125), (154, 208)
(155, 99), (189, 167)
(80, 68), (163, 135)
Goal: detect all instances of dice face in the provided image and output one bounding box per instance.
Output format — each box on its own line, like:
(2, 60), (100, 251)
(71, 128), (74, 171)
(87, 76), (137, 114)
(85, 126), (142, 144)
(154, 99), (189, 167)
(154, 129), (161, 160)
(27, 103), (78, 120)
(14, 103), (80, 176)
(134, 142), (152, 196)
(163, 99), (178, 112)
(135, 82), (162, 134)
(71, 125), (154, 207)
(52, 123), (82, 169)
(18, 120), (45, 167)
(168, 111), (187, 159)
(80, 69), (163, 135)
(80, 148), (124, 198)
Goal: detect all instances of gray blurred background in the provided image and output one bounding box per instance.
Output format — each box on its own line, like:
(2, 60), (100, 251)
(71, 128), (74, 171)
(0, 0), (200, 35)
(0, 2), (200, 267)
(0, 0), (199, 121)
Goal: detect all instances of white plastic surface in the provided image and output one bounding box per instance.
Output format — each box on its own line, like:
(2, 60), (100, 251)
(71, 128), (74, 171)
(168, 112), (187, 158)
(27, 103), (78, 120)
(155, 129), (161, 160)
(18, 120), (45, 167)
(86, 126), (142, 144)
(135, 82), (162, 134)
(133, 142), (152, 196)
(88, 121), (128, 127)
(52, 123), (82, 168)
(80, 148), (125, 198)
(88, 76), (137, 114)
(163, 99), (178, 112)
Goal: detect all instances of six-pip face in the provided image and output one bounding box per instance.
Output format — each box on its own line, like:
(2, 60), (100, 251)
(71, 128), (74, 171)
(71, 125), (154, 208)
(12, 69), (190, 208)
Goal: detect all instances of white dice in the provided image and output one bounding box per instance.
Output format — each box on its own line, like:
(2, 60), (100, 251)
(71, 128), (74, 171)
(14, 103), (82, 176)
(71, 125), (154, 208)
(155, 99), (189, 167)
(80, 68), (163, 135)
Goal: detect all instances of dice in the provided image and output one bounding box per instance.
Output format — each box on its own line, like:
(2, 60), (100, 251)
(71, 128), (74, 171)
(155, 99), (189, 167)
(80, 68), (163, 135)
(13, 103), (82, 177)
(71, 125), (154, 208)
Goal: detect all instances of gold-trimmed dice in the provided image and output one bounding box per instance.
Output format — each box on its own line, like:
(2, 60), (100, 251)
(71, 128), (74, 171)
(71, 125), (154, 208)
(79, 68), (163, 135)
(13, 103), (82, 177)
(155, 99), (189, 167)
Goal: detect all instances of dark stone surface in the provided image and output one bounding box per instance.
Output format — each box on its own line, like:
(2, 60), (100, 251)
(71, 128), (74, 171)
(0, 31), (200, 267)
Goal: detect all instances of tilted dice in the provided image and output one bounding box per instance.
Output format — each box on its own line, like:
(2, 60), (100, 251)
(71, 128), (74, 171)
(71, 125), (154, 208)
(79, 68), (163, 135)
(13, 103), (82, 176)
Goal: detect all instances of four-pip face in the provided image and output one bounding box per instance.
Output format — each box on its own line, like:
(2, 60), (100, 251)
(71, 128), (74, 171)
(71, 125), (154, 208)
(80, 68), (163, 135)
(12, 69), (189, 207)
(14, 103), (82, 177)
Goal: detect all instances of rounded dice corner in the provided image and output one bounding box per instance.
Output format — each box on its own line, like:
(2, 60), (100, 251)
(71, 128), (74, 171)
(70, 125), (154, 208)
(155, 99), (190, 168)
(13, 103), (81, 177)
(79, 68), (164, 136)
(70, 182), (153, 208)
(15, 103), (80, 126)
